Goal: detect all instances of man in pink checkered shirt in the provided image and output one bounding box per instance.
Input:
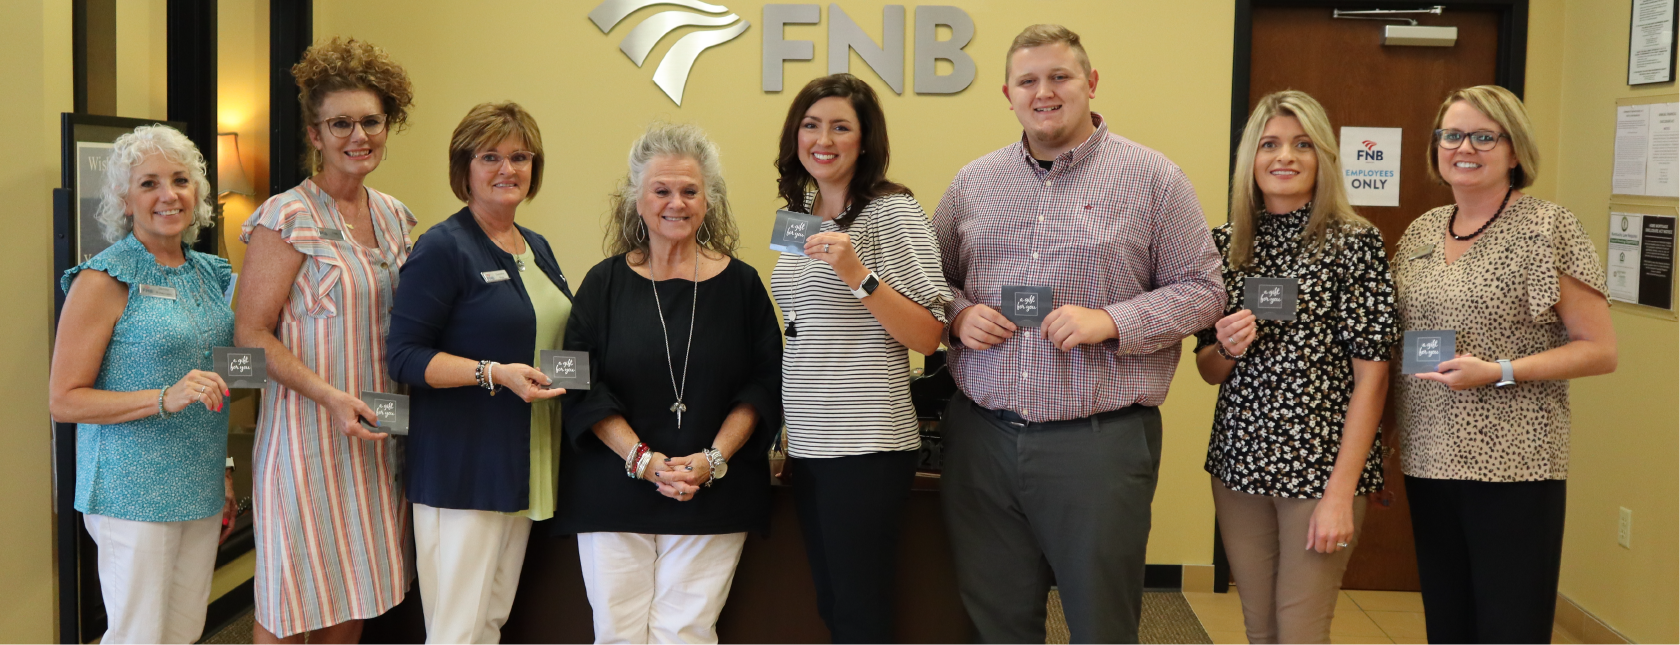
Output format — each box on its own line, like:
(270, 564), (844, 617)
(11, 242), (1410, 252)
(932, 24), (1225, 643)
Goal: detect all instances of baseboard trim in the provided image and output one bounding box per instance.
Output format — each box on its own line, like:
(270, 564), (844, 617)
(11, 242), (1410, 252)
(1555, 593), (1635, 644)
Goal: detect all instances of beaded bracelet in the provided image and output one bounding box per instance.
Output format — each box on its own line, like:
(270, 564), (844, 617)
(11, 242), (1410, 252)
(156, 388), (171, 419)
(624, 442), (649, 479)
(475, 360), (491, 388)
(1215, 342), (1244, 361)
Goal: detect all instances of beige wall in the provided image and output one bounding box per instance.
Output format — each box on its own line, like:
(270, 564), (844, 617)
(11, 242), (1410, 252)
(114, 0), (168, 121)
(218, 0), (271, 273)
(0, 1), (71, 641)
(1524, 1), (1679, 642)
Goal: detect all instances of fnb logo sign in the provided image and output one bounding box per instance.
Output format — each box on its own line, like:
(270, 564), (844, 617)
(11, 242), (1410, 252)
(1356, 140), (1384, 161)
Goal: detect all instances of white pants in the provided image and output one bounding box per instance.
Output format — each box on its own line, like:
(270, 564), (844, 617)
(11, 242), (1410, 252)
(83, 513), (220, 644)
(577, 532), (748, 644)
(413, 503), (533, 644)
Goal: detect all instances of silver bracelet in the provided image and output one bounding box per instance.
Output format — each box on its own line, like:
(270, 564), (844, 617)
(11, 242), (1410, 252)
(156, 388), (171, 419)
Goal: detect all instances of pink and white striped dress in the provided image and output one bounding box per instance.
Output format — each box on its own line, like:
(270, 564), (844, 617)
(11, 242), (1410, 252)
(240, 179), (415, 637)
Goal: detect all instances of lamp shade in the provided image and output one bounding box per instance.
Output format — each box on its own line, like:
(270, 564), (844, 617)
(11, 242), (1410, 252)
(217, 132), (254, 197)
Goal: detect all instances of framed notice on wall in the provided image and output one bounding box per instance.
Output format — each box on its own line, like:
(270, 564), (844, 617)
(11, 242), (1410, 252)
(1607, 205), (1678, 312)
(1629, 0), (1677, 85)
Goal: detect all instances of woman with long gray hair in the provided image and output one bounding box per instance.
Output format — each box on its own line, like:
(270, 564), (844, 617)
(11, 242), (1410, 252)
(49, 124), (237, 644)
(555, 122), (781, 643)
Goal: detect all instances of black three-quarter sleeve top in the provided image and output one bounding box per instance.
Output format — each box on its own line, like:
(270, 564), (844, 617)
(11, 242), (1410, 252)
(555, 254), (783, 536)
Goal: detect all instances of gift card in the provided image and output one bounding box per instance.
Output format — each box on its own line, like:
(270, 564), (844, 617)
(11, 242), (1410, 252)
(213, 346), (268, 389)
(539, 349), (591, 390)
(1402, 330), (1456, 375)
(359, 391), (409, 435)
(1243, 277), (1299, 321)
(1000, 285), (1054, 327)
(769, 209), (823, 256)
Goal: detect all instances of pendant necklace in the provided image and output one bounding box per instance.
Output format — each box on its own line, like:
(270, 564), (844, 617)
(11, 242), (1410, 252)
(1447, 185), (1513, 241)
(650, 248), (699, 428)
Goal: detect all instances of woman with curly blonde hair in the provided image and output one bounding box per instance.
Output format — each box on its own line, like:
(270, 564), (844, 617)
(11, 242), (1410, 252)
(233, 37), (417, 644)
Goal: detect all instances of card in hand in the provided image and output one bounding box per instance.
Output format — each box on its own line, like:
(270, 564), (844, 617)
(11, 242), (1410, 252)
(1242, 277), (1299, 321)
(1402, 330), (1457, 375)
(213, 346), (268, 389)
(359, 391), (410, 435)
(539, 349), (591, 390)
(769, 209), (823, 256)
(1000, 285), (1054, 327)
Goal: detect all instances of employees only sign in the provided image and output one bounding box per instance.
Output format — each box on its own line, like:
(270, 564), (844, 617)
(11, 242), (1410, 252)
(1340, 127), (1402, 207)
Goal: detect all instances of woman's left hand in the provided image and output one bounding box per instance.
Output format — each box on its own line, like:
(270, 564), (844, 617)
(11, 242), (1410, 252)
(1412, 352), (1501, 390)
(1306, 494), (1356, 555)
(220, 470), (237, 544)
(804, 231), (866, 284)
(655, 452), (714, 488)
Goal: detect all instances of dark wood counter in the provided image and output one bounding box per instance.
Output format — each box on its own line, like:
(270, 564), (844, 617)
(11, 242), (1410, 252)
(362, 475), (974, 644)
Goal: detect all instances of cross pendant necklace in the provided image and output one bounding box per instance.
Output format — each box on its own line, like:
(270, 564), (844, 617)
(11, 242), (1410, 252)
(651, 249), (699, 429)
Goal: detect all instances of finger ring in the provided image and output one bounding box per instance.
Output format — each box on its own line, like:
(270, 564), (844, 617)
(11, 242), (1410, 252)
(823, 243), (831, 253)
(1337, 542), (1349, 548)
(197, 386), (206, 393)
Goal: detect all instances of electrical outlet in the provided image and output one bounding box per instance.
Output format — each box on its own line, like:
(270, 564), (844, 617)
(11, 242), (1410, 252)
(1618, 507), (1632, 548)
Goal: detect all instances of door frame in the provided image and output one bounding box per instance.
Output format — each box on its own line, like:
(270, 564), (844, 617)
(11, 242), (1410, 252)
(1213, 0), (1530, 593)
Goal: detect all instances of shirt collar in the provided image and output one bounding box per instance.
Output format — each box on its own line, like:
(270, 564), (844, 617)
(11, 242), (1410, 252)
(1017, 112), (1109, 172)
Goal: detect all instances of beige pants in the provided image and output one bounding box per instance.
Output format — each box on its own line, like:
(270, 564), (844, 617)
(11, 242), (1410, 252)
(1211, 476), (1368, 644)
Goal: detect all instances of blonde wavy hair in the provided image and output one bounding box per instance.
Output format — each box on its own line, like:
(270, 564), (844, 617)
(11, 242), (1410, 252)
(292, 37), (415, 173)
(604, 123), (740, 262)
(95, 124), (215, 244)
(1227, 90), (1369, 269)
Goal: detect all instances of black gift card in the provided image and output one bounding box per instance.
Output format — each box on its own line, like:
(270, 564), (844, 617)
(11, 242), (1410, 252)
(539, 349), (591, 390)
(1243, 277), (1300, 321)
(769, 209), (823, 256)
(359, 391), (410, 435)
(1402, 330), (1457, 375)
(213, 346), (268, 389)
(1001, 285), (1054, 327)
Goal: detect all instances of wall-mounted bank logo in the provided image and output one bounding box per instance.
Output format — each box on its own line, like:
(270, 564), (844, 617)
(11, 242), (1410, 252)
(590, 0), (751, 105)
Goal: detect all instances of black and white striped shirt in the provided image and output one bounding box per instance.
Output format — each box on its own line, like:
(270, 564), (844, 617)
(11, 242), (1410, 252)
(772, 192), (954, 458)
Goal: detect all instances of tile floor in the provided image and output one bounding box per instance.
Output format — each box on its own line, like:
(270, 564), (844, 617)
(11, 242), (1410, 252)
(1182, 587), (1580, 644)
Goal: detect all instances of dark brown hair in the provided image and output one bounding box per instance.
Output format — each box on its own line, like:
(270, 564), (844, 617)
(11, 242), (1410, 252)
(448, 102), (545, 202)
(775, 73), (908, 229)
(292, 37), (415, 172)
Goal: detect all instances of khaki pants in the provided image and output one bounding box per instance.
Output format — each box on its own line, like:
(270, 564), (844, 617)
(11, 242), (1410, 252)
(1211, 477), (1368, 644)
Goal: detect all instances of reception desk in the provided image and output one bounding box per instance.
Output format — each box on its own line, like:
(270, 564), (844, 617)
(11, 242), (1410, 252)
(361, 474), (974, 644)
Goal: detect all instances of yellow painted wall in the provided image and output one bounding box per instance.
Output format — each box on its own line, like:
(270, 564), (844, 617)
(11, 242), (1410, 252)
(314, 0), (1234, 566)
(114, 0), (168, 121)
(1524, 1), (1679, 642)
(0, 1), (72, 641)
(218, 0), (271, 274)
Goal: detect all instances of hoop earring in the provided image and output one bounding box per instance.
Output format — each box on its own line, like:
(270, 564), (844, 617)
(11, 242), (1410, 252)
(697, 223), (712, 246)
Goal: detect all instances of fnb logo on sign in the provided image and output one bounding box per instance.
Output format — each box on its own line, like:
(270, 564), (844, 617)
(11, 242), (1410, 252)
(1356, 140), (1384, 161)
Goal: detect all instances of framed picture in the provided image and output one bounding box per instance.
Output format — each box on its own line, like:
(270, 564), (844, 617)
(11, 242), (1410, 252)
(1629, 0), (1677, 85)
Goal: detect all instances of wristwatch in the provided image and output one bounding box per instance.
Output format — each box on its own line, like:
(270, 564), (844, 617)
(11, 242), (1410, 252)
(851, 271), (881, 300)
(703, 447), (728, 486)
(1495, 359), (1516, 387)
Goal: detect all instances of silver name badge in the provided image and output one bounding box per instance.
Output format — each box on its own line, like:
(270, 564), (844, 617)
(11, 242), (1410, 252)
(1409, 244), (1434, 260)
(137, 284), (177, 300)
(319, 227), (346, 242)
(481, 270), (511, 283)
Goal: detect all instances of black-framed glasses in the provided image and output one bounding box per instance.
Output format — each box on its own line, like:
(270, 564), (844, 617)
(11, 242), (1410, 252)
(318, 114), (388, 138)
(1434, 129), (1509, 151)
(472, 151), (537, 169)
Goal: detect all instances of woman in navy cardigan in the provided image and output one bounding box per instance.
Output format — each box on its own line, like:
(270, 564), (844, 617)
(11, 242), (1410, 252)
(386, 103), (570, 644)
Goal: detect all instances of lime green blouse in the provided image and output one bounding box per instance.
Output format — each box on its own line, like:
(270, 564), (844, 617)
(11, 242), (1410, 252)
(511, 245), (569, 521)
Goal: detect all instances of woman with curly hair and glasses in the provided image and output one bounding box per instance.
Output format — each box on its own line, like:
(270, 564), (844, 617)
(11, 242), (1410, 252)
(233, 37), (418, 644)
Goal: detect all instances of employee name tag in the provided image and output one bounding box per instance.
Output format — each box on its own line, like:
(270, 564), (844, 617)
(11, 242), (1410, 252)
(481, 270), (511, 283)
(318, 227), (346, 242)
(1409, 244), (1434, 260)
(137, 284), (177, 300)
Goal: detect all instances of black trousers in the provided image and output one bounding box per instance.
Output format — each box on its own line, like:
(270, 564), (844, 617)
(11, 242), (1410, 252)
(1405, 475), (1567, 644)
(942, 393), (1162, 644)
(791, 449), (919, 644)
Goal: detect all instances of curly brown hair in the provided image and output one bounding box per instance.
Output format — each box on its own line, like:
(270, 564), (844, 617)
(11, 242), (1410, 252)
(292, 37), (415, 172)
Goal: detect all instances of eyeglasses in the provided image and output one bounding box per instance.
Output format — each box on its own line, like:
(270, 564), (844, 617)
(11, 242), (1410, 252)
(1434, 129), (1509, 151)
(318, 114), (389, 138)
(472, 151), (537, 169)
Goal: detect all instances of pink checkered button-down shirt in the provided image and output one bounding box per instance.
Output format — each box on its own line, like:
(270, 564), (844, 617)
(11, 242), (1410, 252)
(933, 114), (1225, 422)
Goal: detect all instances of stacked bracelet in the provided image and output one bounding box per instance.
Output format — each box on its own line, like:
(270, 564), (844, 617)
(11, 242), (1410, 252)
(625, 442), (649, 479)
(475, 359), (500, 395)
(156, 388), (171, 419)
(1215, 342), (1243, 361)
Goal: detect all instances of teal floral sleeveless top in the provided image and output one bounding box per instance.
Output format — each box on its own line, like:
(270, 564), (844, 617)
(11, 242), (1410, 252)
(61, 235), (234, 522)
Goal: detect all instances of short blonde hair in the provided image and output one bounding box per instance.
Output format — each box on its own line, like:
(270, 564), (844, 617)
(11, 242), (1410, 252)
(605, 123), (739, 262)
(96, 124), (216, 244)
(1425, 85), (1539, 188)
(448, 102), (545, 202)
(1227, 90), (1371, 268)
(1004, 24), (1091, 81)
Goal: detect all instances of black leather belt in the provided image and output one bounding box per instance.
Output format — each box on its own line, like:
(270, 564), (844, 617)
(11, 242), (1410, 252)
(974, 401), (1145, 428)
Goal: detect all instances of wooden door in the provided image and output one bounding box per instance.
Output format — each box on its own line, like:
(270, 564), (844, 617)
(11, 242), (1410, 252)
(1246, 5), (1503, 591)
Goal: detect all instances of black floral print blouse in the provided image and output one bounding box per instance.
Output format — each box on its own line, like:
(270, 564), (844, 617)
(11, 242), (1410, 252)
(1195, 206), (1399, 499)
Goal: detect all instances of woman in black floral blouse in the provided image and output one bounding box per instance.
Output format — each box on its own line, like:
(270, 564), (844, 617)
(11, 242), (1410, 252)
(1194, 90), (1398, 644)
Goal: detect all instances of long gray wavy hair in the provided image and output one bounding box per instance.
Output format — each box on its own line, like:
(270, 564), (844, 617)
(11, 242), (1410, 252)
(604, 122), (739, 262)
(95, 124), (216, 244)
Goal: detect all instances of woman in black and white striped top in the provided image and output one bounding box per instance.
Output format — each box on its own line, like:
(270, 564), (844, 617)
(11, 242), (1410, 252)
(770, 73), (952, 643)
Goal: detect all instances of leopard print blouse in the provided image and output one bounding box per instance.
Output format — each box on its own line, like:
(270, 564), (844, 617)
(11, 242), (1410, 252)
(1392, 196), (1607, 482)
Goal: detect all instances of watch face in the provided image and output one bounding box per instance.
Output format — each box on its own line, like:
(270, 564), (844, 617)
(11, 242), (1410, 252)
(713, 460), (728, 479)
(862, 274), (881, 295)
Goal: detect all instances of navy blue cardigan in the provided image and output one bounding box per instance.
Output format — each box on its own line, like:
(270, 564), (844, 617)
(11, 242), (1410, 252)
(387, 207), (572, 512)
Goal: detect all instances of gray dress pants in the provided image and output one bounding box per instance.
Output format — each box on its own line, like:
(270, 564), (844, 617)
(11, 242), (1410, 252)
(941, 392), (1163, 644)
